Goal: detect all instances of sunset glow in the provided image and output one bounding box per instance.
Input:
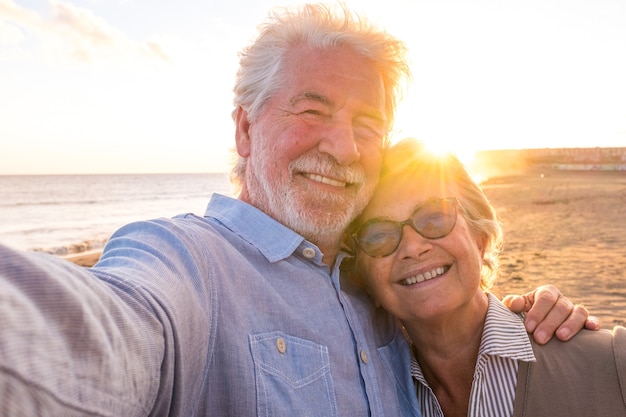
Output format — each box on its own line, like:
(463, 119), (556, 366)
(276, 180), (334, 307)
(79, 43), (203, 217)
(1, 0), (624, 174)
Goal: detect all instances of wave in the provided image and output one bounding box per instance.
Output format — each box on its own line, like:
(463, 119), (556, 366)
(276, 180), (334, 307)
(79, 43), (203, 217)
(0, 192), (212, 208)
(29, 237), (108, 257)
(1, 200), (101, 208)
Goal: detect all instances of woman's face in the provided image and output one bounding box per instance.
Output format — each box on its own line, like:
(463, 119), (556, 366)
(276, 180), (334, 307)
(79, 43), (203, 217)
(355, 175), (486, 323)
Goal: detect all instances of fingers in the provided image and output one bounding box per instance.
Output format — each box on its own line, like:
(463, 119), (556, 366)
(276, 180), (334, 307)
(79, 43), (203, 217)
(551, 304), (589, 342)
(500, 294), (527, 313)
(504, 285), (598, 344)
(526, 285), (594, 344)
(520, 285), (560, 330)
(585, 315), (601, 331)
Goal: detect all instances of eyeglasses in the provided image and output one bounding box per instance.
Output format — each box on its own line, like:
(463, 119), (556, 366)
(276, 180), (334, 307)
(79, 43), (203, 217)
(352, 197), (458, 258)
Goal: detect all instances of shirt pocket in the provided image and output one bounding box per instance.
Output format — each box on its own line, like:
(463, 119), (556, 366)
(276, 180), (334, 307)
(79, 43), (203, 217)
(249, 331), (338, 417)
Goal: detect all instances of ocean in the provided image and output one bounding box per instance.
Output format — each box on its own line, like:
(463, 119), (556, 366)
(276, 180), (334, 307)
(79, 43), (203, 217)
(0, 173), (234, 255)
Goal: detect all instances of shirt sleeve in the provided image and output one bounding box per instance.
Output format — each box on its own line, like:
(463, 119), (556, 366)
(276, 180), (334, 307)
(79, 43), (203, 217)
(0, 236), (170, 416)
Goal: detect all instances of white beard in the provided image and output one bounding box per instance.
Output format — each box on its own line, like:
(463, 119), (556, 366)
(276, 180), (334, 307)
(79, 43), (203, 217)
(246, 148), (373, 246)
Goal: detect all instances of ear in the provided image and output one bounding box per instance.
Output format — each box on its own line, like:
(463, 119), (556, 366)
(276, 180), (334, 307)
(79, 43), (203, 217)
(235, 106), (252, 158)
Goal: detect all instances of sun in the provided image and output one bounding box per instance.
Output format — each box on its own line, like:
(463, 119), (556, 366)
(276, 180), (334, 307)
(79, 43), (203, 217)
(420, 138), (478, 169)
(411, 138), (488, 184)
(388, 133), (487, 182)
(422, 139), (456, 157)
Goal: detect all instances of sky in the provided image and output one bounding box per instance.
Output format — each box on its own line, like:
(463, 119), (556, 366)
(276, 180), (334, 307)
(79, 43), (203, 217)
(1, 0), (625, 175)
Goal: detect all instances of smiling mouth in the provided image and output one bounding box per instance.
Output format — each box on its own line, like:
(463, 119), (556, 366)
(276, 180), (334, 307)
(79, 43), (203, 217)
(302, 173), (349, 188)
(400, 265), (450, 286)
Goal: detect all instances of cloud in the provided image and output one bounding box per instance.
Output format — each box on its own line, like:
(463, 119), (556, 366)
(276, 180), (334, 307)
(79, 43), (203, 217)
(0, 0), (42, 39)
(142, 40), (171, 63)
(52, 0), (116, 48)
(0, 0), (171, 64)
(0, 20), (23, 45)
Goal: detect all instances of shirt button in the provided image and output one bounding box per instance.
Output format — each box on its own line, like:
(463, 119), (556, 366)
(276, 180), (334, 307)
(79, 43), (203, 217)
(276, 337), (287, 354)
(302, 248), (316, 259)
(360, 349), (368, 364)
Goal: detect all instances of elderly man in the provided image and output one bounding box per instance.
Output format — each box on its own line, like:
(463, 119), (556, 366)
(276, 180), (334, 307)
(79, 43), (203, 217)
(0, 3), (592, 416)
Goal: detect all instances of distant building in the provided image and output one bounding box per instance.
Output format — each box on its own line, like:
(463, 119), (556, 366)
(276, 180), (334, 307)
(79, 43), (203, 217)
(473, 147), (626, 176)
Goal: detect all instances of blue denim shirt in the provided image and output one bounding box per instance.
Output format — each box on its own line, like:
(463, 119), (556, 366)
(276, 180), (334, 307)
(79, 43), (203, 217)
(0, 194), (420, 416)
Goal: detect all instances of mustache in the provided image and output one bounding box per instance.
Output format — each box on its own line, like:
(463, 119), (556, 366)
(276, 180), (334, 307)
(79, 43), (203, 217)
(289, 153), (368, 185)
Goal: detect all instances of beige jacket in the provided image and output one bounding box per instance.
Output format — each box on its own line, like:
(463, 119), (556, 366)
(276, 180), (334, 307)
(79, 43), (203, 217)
(512, 326), (626, 416)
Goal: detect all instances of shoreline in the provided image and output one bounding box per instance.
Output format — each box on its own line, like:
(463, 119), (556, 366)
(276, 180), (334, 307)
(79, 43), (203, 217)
(62, 250), (102, 267)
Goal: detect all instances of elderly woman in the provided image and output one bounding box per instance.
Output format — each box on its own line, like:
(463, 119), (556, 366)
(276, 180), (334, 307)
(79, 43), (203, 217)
(348, 138), (626, 417)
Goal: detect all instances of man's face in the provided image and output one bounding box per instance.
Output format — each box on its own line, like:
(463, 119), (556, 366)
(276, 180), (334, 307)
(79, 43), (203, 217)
(236, 46), (387, 246)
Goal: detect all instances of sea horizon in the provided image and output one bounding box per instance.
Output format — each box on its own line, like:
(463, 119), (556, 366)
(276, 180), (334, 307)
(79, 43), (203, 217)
(0, 173), (234, 255)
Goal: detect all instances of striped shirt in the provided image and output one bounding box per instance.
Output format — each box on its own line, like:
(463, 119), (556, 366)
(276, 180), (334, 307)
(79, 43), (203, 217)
(410, 293), (536, 417)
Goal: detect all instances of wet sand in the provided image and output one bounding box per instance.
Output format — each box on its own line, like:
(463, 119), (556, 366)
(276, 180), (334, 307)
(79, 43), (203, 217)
(484, 170), (626, 327)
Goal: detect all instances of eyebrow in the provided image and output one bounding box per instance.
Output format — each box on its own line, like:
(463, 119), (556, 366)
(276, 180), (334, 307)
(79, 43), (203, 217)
(289, 92), (330, 107)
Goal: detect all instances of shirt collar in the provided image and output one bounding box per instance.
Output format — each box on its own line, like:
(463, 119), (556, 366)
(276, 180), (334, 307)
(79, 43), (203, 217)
(410, 292), (536, 384)
(480, 293), (536, 362)
(204, 193), (310, 263)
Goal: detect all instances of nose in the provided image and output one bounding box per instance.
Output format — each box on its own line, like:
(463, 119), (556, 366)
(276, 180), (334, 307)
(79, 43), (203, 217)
(317, 122), (361, 166)
(397, 224), (433, 259)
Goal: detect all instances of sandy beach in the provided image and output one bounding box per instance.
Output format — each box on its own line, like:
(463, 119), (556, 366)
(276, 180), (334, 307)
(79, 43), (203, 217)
(65, 169), (626, 327)
(63, 250), (103, 268)
(484, 170), (626, 327)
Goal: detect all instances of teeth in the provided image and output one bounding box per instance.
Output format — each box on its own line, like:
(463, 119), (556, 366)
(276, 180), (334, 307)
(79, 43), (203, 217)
(304, 173), (347, 187)
(401, 266), (446, 286)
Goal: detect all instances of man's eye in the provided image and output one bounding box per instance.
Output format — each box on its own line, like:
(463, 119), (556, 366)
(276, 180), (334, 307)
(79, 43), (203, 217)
(355, 125), (384, 142)
(353, 118), (385, 141)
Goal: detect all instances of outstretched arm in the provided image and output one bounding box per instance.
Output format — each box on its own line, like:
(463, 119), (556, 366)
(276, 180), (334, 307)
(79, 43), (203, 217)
(0, 243), (166, 415)
(502, 285), (600, 345)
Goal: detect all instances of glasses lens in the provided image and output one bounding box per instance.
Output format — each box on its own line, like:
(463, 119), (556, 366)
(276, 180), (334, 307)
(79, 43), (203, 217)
(355, 221), (402, 258)
(412, 198), (457, 239)
(355, 198), (458, 257)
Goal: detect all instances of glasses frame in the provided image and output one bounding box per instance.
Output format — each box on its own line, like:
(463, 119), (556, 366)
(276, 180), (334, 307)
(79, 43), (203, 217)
(352, 197), (459, 258)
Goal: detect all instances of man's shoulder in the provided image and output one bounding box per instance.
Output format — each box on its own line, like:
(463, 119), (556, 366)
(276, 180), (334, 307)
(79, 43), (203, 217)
(536, 325), (625, 352)
(514, 326), (626, 416)
(528, 326), (626, 380)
